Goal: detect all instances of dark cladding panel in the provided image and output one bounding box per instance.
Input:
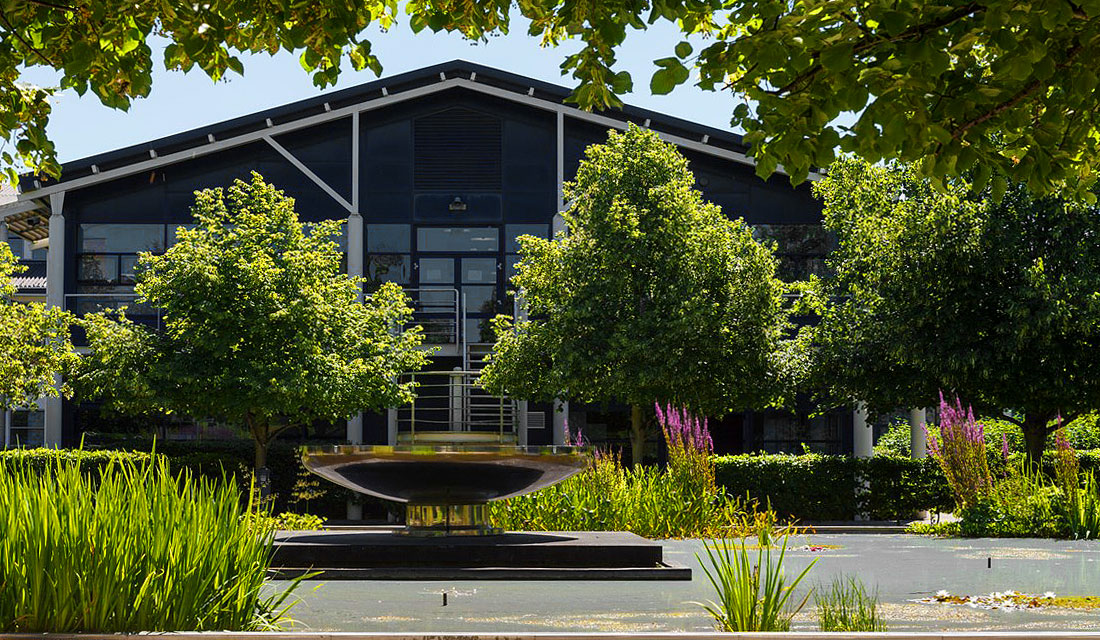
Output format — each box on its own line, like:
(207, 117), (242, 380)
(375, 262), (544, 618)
(363, 120), (412, 188)
(271, 117), (353, 202)
(67, 178), (167, 224)
(503, 191), (556, 224)
(746, 180), (822, 225)
(502, 118), (554, 192)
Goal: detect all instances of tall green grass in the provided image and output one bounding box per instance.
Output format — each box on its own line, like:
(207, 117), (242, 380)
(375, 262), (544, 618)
(488, 451), (778, 538)
(0, 452), (300, 632)
(815, 576), (886, 632)
(696, 534), (816, 632)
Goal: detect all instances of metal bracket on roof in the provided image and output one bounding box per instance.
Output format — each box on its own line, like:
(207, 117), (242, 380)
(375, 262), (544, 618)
(324, 102), (331, 112)
(439, 72), (446, 81)
(90, 165), (99, 175)
(470, 72), (477, 82)
(381, 87), (389, 96)
(701, 135), (709, 143)
(148, 149), (157, 158)
(643, 118), (651, 128)
(527, 87), (535, 96)
(265, 118), (274, 128)
(207, 133), (216, 143)
(263, 135), (353, 213)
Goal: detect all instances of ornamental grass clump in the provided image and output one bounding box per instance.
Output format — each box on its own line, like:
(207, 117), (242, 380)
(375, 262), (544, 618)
(0, 451), (300, 632)
(928, 393), (992, 507)
(815, 575), (887, 632)
(489, 405), (776, 537)
(696, 534), (815, 632)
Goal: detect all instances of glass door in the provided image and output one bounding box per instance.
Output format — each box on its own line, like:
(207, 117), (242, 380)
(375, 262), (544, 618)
(416, 255), (502, 344)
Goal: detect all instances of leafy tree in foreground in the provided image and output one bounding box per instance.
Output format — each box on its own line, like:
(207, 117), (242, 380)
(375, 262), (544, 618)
(4, 2), (1098, 195)
(70, 173), (430, 481)
(810, 157), (1100, 462)
(0, 243), (73, 412)
(480, 124), (790, 466)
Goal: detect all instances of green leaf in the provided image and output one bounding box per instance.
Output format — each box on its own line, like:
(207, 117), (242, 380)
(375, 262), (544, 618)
(675, 41), (693, 59)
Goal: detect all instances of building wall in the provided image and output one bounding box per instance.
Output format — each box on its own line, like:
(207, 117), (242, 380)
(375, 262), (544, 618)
(48, 86), (846, 454)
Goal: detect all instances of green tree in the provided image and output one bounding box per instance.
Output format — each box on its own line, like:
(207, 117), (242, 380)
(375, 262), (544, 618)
(480, 124), (790, 465)
(0, 243), (73, 412)
(810, 157), (1100, 463)
(70, 172), (430, 482)
(3, 2), (1098, 195)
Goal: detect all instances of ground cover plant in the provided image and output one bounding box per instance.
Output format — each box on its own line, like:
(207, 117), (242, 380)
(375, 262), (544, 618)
(816, 576), (887, 632)
(696, 533), (815, 632)
(0, 451), (301, 632)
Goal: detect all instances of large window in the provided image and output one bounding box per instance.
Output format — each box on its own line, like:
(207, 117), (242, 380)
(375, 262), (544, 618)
(4, 409), (44, 448)
(504, 224), (549, 285)
(417, 227), (498, 252)
(366, 224), (411, 289)
(752, 224), (834, 282)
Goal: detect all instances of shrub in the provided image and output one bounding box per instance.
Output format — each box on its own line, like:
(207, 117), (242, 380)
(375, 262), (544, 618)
(928, 396), (992, 508)
(816, 576), (886, 632)
(696, 534), (815, 632)
(876, 413), (1100, 457)
(0, 451), (300, 632)
(712, 453), (953, 520)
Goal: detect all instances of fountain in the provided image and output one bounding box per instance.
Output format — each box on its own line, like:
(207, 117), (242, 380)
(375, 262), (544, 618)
(271, 376), (688, 580)
(300, 432), (589, 535)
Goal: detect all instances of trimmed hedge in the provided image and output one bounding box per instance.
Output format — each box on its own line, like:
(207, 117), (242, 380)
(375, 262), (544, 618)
(713, 453), (953, 521)
(80, 436), (359, 517)
(715, 450), (1100, 521)
(0, 448), (153, 473)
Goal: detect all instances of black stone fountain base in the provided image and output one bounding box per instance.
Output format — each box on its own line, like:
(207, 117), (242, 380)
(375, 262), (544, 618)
(270, 529), (691, 580)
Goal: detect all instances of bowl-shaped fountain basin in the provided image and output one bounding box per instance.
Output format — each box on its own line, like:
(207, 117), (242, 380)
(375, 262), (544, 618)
(301, 443), (590, 505)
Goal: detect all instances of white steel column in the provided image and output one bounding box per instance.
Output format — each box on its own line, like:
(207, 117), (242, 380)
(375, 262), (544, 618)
(853, 403), (872, 458)
(556, 111), (564, 211)
(345, 210), (365, 445)
(0, 219), (7, 245)
(514, 290), (529, 446)
(44, 194), (65, 446)
(909, 408), (927, 458)
(386, 408), (398, 445)
(552, 399), (569, 445)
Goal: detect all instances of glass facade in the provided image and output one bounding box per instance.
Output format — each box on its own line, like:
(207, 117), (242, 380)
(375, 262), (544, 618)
(752, 224), (834, 281)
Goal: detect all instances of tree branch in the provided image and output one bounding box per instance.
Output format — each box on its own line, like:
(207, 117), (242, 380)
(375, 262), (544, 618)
(773, 3), (983, 96)
(0, 10), (55, 66)
(952, 43), (1084, 140)
(25, 0), (74, 11)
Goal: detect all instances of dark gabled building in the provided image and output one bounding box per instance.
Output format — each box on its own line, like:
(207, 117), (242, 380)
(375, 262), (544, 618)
(0, 60), (856, 455)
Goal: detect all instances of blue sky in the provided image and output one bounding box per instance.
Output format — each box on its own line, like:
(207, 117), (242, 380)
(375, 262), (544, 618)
(19, 20), (741, 163)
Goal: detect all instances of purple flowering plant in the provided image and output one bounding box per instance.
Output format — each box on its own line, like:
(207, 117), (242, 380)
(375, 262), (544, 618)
(927, 393), (992, 508)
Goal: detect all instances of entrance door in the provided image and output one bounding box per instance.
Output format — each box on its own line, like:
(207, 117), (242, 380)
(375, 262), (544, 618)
(416, 254), (502, 344)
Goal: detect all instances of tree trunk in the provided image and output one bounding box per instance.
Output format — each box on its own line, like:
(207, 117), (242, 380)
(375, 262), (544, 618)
(254, 435), (272, 500)
(630, 404), (646, 468)
(1021, 414), (1051, 469)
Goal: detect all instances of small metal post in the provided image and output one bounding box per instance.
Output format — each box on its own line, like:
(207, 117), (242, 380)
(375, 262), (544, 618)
(410, 373), (416, 443)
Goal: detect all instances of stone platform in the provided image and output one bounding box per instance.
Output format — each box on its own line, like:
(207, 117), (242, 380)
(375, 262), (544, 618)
(270, 529), (690, 580)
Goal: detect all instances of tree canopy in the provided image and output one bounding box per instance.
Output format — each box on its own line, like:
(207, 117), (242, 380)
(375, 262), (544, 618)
(479, 124), (791, 464)
(809, 157), (1100, 461)
(0, 243), (72, 412)
(3, 2), (1100, 195)
(70, 172), (430, 473)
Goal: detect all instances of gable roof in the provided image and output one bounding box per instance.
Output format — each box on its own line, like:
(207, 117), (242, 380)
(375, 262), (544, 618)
(20, 59), (760, 196)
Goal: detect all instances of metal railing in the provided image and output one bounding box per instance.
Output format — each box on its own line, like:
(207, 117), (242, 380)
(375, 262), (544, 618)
(395, 370), (516, 441)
